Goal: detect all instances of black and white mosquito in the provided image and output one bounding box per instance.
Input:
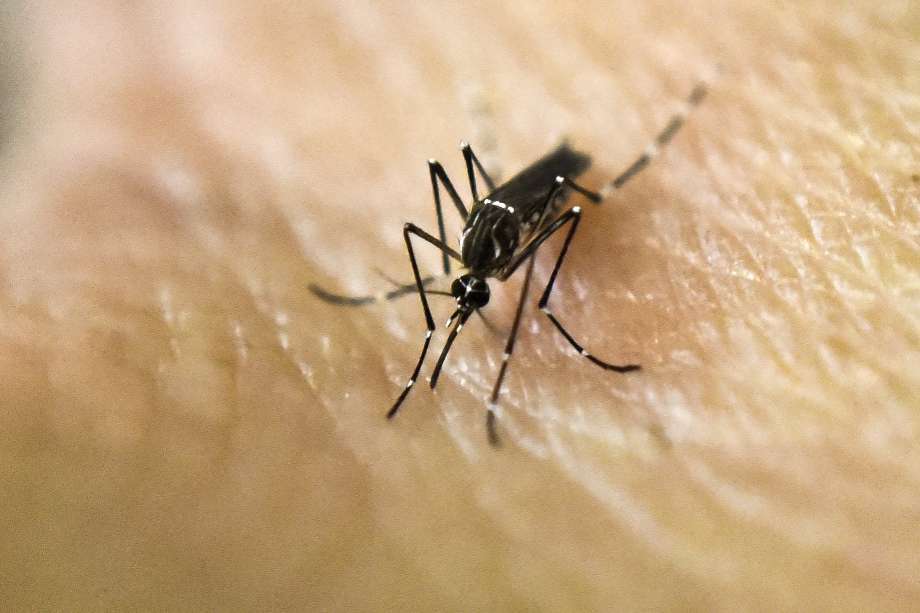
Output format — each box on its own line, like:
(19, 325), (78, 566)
(310, 80), (709, 445)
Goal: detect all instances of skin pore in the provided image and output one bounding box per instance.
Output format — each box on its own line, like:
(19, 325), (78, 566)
(1, 1), (917, 610)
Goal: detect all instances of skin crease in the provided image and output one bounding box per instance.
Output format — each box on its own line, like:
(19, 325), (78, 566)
(0, 0), (917, 610)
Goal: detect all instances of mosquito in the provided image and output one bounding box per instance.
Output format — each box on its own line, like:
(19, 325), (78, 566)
(310, 80), (709, 445)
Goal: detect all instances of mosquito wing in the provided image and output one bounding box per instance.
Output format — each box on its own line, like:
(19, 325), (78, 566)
(485, 142), (592, 220)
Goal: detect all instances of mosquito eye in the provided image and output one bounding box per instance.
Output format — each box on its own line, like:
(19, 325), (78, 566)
(451, 275), (490, 308)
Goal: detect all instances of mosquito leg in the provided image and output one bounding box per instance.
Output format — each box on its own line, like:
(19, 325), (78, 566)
(461, 141), (497, 202)
(387, 223), (463, 419)
(312, 157), (465, 305)
(536, 207), (641, 372)
(600, 80), (709, 198)
(429, 159), (469, 275)
(559, 176), (602, 203)
(487, 253), (536, 447)
(486, 410), (500, 448)
(502, 176), (600, 279)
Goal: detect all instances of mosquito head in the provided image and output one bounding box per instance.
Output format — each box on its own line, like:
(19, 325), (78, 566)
(451, 274), (490, 311)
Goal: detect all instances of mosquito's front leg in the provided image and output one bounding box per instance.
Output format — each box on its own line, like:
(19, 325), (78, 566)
(428, 159), (468, 275)
(486, 253), (536, 447)
(460, 141), (497, 202)
(387, 223), (463, 419)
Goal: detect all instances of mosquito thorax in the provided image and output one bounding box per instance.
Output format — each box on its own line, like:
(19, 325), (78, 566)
(451, 274), (490, 310)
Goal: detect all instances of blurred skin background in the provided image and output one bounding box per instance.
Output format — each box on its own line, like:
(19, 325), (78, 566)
(0, 1), (918, 610)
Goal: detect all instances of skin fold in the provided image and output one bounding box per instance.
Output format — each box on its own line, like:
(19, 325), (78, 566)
(0, 1), (917, 610)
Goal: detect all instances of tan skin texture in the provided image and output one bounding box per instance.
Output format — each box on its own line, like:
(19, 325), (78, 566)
(1, 1), (918, 610)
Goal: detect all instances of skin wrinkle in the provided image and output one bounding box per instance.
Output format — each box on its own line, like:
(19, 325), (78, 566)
(1, 0), (919, 610)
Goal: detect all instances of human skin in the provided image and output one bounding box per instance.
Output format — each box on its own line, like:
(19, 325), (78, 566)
(0, 1), (917, 610)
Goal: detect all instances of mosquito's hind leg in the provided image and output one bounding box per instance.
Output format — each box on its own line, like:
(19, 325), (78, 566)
(599, 79), (710, 199)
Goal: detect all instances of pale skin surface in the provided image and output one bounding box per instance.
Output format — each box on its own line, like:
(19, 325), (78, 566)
(0, 1), (918, 610)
